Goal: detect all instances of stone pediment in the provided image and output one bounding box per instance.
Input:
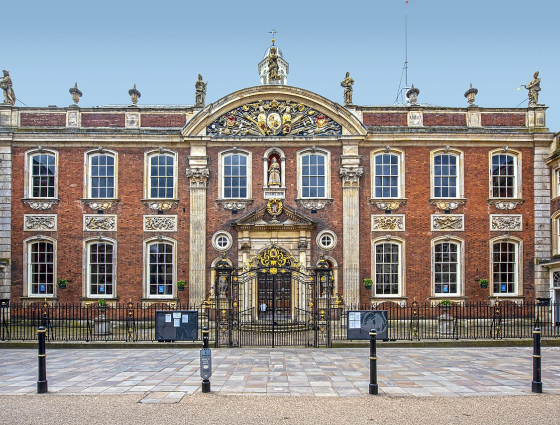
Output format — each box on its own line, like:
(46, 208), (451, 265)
(233, 203), (315, 231)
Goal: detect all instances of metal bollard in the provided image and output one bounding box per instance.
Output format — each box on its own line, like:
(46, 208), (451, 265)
(37, 326), (48, 394)
(200, 327), (211, 393)
(532, 327), (542, 393)
(369, 329), (378, 395)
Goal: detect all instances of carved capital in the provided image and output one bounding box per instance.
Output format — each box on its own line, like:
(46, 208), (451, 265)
(296, 198), (332, 211)
(83, 215), (117, 231)
(24, 214), (57, 231)
(81, 199), (119, 211)
(371, 199), (407, 211)
(186, 168), (209, 188)
(429, 199), (466, 211)
(340, 167), (364, 187)
(490, 214), (523, 231)
(216, 199), (253, 211)
(489, 199), (524, 210)
(22, 198), (60, 210)
(142, 200), (178, 211)
(144, 215), (178, 232)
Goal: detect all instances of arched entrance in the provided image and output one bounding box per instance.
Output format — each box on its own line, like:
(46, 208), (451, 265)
(213, 245), (333, 347)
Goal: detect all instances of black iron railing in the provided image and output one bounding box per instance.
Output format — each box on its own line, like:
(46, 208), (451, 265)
(0, 301), (558, 343)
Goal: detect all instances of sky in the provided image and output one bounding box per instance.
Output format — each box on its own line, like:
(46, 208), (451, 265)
(3, 0), (560, 131)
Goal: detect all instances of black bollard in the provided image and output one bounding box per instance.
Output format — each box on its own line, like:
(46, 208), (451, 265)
(369, 329), (378, 395)
(37, 326), (48, 394)
(532, 327), (542, 393)
(201, 327), (211, 393)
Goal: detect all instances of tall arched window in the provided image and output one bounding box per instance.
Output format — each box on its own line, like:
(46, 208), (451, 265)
(433, 241), (460, 295)
(24, 237), (56, 297)
(86, 239), (116, 298)
(373, 152), (401, 198)
(25, 149), (58, 200)
(85, 149), (118, 199)
(491, 153), (517, 198)
(491, 238), (521, 295)
(145, 150), (177, 199)
(144, 238), (176, 298)
(372, 238), (404, 297)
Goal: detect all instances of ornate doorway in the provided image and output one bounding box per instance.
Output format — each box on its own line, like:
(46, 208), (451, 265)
(257, 272), (291, 320)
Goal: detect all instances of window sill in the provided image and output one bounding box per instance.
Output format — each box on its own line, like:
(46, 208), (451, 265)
(142, 199), (179, 211)
(216, 199), (253, 211)
(369, 198), (407, 211)
(81, 198), (120, 211)
(429, 198), (466, 211)
(22, 198), (60, 210)
(295, 198), (333, 211)
(370, 296), (407, 307)
(488, 199), (524, 210)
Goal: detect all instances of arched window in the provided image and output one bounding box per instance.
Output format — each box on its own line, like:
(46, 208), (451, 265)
(85, 149), (117, 199)
(372, 239), (404, 297)
(25, 149), (58, 199)
(24, 237), (56, 297)
(144, 238), (176, 298)
(86, 239), (116, 298)
(218, 151), (251, 199)
(491, 152), (519, 198)
(297, 149), (331, 199)
(372, 152), (402, 198)
(433, 153), (458, 198)
(433, 241), (460, 295)
(491, 238), (522, 295)
(145, 150), (177, 200)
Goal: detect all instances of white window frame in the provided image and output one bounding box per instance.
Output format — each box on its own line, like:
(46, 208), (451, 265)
(317, 230), (337, 251)
(144, 149), (178, 200)
(84, 148), (118, 200)
(552, 211), (560, 256)
(84, 237), (117, 299)
(370, 148), (405, 199)
(431, 236), (465, 298)
(488, 149), (522, 200)
(143, 236), (177, 299)
(217, 149), (252, 200)
(297, 148), (331, 200)
(490, 236), (523, 297)
(24, 148), (59, 199)
(371, 236), (405, 298)
(23, 236), (57, 298)
(212, 231), (233, 252)
(430, 149), (464, 199)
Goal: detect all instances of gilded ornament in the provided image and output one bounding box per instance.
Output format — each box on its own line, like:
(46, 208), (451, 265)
(266, 198), (283, 218)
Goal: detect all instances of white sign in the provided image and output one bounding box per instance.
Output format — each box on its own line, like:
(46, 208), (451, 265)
(174, 319), (180, 328)
(348, 312), (361, 329)
(165, 314), (172, 323)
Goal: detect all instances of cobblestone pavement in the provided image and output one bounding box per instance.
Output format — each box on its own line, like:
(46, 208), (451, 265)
(0, 347), (559, 403)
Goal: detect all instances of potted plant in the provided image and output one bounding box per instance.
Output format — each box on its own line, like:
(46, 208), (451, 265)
(479, 278), (489, 289)
(95, 299), (111, 336)
(177, 280), (187, 291)
(57, 278), (68, 289)
(362, 278), (373, 290)
(438, 299), (452, 309)
(97, 299), (107, 308)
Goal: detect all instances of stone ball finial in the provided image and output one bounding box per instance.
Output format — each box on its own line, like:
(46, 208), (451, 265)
(464, 83), (478, 107)
(128, 84), (141, 105)
(69, 82), (83, 105)
(406, 84), (420, 105)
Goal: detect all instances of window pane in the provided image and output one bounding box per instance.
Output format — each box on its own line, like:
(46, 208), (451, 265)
(374, 243), (400, 295)
(148, 243), (174, 296)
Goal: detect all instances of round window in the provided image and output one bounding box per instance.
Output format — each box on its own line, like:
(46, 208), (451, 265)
(212, 231), (232, 252)
(317, 230), (337, 250)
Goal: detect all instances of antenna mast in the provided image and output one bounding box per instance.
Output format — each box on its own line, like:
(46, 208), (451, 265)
(394, 2), (410, 104)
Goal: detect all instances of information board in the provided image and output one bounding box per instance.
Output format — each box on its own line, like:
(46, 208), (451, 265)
(155, 310), (198, 341)
(347, 310), (389, 340)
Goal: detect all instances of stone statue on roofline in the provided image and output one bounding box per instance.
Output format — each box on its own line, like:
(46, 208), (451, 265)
(195, 74), (207, 107)
(340, 72), (354, 106)
(0, 70), (16, 106)
(522, 71), (541, 107)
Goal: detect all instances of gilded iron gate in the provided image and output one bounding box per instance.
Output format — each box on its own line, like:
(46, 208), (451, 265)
(211, 246), (333, 348)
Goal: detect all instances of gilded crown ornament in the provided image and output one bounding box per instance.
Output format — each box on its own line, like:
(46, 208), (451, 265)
(128, 84), (141, 105)
(69, 82), (82, 105)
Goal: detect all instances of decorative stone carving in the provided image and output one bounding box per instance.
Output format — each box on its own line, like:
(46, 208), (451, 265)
(142, 200), (178, 211)
(22, 198), (59, 210)
(406, 84), (420, 105)
(67, 110), (79, 127)
(186, 168), (209, 188)
(206, 100), (342, 137)
(69, 82), (82, 105)
(84, 215), (117, 231)
(522, 71), (541, 107)
(340, 72), (354, 106)
(298, 239), (308, 250)
(263, 188), (286, 200)
(144, 215), (177, 232)
(240, 241), (251, 252)
(125, 112), (139, 128)
(128, 84), (141, 105)
(372, 199), (406, 211)
(82, 199), (118, 211)
(408, 111), (423, 126)
(430, 199), (465, 211)
(216, 199), (253, 211)
(372, 215), (405, 232)
(340, 167), (363, 187)
(296, 199), (332, 211)
(24, 214), (57, 231)
(467, 111), (481, 127)
(490, 214), (522, 231)
(0, 70), (16, 106)
(195, 74), (207, 107)
(431, 214), (464, 231)
(489, 199), (523, 210)
(464, 83), (478, 107)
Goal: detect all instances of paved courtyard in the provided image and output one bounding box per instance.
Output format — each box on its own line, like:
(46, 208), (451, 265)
(0, 346), (559, 403)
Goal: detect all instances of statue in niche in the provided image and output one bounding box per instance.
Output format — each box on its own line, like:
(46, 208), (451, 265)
(268, 157), (281, 186)
(523, 71), (541, 107)
(268, 47), (281, 81)
(340, 72), (354, 106)
(195, 74), (207, 107)
(0, 70), (16, 106)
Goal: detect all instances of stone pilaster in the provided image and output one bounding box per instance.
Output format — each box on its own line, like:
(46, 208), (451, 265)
(186, 167), (209, 305)
(0, 146), (11, 302)
(340, 165), (363, 305)
(534, 145), (551, 299)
